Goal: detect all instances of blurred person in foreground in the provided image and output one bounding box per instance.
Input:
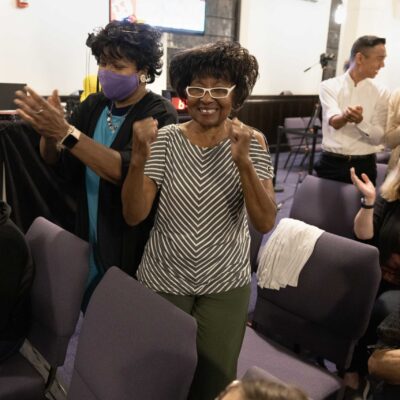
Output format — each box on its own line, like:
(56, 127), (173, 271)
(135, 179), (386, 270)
(121, 41), (276, 400)
(0, 201), (33, 362)
(216, 379), (308, 400)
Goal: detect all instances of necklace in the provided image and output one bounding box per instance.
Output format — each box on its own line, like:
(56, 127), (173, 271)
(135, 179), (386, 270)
(106, 102), (134, 134)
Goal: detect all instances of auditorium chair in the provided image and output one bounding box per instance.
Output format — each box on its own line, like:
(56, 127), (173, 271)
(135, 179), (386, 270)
(67, 267), (198, 400)
(238, 232), (381, 400)
(0, 217), (89, 400)
(289, 175), (360, 239)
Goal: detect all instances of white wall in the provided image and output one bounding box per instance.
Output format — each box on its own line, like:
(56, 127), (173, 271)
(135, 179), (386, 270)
(240, 0), (332, 95)
(337, 0), (400, 91)
(0, 0), (108, 95)
(0, 0), (168, 96)
(2, 0), (400, 97)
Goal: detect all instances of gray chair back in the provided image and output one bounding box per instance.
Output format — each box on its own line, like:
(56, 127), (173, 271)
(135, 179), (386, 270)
(253, 231), (381, 370)
(289, 175), (360, 238)
(67, 267), (198, 400)
(26, 217), (89, 366)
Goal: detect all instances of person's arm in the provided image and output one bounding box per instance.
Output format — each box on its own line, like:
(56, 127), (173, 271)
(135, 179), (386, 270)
(121, 118), (159, 226)
(319, 81), (352, 130)
(350, 167), (376, 240)
(384, 89), (400, 149)
(354, 87), (390, 145)
(15, 87), (123, 185)
(229, 119), (276, 233)
(368, 348), (400, 384)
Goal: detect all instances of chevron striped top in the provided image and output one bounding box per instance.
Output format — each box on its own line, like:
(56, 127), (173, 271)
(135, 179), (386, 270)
(137, 124), (274, 295)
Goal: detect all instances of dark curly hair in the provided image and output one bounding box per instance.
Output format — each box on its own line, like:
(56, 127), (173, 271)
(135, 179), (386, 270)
(169, 41), (259, 110)
(86, 20), (163, 83)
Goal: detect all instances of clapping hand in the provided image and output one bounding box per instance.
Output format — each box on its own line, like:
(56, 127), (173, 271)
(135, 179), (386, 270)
(343, 106), (363, 124)
(350, 167), (376, 203)
(14, 87), (70, 141)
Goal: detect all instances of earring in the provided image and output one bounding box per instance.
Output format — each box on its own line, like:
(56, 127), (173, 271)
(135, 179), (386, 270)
(139, 74), (147, 83)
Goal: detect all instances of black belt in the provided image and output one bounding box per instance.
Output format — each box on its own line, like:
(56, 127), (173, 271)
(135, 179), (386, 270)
(322, 151), (376, 161)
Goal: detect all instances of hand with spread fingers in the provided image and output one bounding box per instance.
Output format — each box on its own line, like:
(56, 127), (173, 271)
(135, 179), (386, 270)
(14, 86), (70, 141)
(229, 117), (254, 166)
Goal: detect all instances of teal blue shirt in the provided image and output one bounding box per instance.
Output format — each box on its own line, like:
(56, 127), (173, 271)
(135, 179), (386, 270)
(85, 105), (130, 289)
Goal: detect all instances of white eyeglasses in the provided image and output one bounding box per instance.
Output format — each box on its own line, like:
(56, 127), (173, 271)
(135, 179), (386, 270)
(185, 85), (236, 99)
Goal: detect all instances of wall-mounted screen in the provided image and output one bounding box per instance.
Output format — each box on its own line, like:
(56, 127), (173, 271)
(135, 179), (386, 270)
(110, 0), (206, 34)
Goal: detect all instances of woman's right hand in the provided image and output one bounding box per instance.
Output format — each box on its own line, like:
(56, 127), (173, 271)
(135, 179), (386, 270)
(350, 167), (376, 203)
(131, 117), (158, 166)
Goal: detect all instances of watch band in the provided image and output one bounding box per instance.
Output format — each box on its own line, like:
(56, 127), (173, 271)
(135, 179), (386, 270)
(360, 197), (375, 209)
(59, 126), (81, 149)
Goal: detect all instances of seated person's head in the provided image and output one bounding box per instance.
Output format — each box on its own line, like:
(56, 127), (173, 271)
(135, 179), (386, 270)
(216, 379), (308, 400)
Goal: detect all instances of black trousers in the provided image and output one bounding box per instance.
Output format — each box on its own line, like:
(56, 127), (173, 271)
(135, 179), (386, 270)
(314, 152), (377, 186)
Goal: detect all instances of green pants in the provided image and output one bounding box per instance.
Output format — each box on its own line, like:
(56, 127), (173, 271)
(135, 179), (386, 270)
(159, 284), (250, 400)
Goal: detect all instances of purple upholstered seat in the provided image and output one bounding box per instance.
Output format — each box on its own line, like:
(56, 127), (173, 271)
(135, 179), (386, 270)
(238, 231), (381, 399)
(0, 217), (89, 400)
(289, 175), (360, 239)
(67, 267), (198, 400)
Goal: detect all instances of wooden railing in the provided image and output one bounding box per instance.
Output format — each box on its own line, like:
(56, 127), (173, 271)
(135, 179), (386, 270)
(236, 95), (319, 151)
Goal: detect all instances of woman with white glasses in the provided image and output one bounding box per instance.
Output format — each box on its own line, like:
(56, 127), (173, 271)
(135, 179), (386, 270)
(122, 41), (276, 400)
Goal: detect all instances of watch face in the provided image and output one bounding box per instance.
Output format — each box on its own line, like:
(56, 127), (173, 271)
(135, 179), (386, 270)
(62, 134), (79, 149)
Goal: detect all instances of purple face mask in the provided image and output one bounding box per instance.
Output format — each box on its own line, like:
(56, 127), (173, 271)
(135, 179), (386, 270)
(98, 69), (140, 101)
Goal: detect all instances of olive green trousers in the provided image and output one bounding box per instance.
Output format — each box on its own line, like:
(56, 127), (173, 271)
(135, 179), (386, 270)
(159, 283), (250, 400)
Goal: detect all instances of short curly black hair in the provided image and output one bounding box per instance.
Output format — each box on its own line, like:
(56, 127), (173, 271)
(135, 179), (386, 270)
(169, 41), (259, 110)
(86, 20), (163, 83)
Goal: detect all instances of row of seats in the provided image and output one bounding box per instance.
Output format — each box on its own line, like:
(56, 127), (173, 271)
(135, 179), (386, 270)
(240, 174), (385, 399)
(0, 218), (198, 400)
(0, 173), (387, 399)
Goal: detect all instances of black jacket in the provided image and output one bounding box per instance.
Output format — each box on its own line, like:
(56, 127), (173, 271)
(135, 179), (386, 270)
(0, 201), (33, 358)
(55, 91), (177, 277)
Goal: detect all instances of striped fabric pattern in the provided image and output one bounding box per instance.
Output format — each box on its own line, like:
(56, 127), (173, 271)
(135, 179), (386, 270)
(138, 124), (274, 295)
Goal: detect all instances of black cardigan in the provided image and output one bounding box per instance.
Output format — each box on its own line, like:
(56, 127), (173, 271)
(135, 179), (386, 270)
(371, 196), (400, 265)
(0, 201), (33, 350)
(56, 91), (177, 277)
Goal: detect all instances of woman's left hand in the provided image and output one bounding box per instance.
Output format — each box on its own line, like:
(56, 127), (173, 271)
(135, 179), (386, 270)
(229, 118), (254, 167)
(14, 86), (70, 141)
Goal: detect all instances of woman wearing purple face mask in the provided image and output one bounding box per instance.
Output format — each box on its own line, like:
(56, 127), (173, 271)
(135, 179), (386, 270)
(14, 20), (177, 309)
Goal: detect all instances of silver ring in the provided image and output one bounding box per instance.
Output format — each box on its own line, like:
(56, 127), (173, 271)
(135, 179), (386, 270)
(33, 108), (44, 114)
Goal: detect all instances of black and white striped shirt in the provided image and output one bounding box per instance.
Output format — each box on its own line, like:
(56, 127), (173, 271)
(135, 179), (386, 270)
(137, 124), (274, 295)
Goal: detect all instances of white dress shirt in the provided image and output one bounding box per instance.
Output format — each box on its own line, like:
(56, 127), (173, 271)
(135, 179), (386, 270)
(319, 71), (390, 155)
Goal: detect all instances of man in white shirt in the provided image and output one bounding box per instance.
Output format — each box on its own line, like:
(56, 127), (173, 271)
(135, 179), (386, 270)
(315, 36), (390, 185)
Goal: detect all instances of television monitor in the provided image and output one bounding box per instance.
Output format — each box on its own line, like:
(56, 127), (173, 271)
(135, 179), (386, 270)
(110, 0), (206, 35)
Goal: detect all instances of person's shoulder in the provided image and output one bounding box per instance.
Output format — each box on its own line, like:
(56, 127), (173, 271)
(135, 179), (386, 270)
(81, 92), (108, 108)
(141, 91), (178, 123)
(366, 79), (390, 97)
(143, 91), (175, 110)
(390, 87), (400, 101)
(320, 74), (344, 91)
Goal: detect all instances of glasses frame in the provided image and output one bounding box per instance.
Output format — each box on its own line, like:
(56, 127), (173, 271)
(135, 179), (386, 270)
(185, 85), (236, 99)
